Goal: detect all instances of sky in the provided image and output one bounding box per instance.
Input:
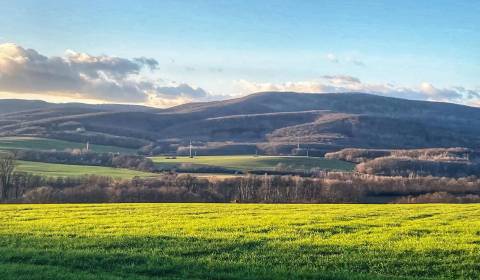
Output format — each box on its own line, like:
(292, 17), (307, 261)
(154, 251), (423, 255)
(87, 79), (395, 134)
(0, 0), (479, 107)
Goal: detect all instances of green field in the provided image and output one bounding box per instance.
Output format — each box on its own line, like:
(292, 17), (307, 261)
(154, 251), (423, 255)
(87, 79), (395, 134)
(0, 203), (478, 279)
(16, 160), (157, 179)
(151, 155), (355, 172)
(0, 137), (135, 154)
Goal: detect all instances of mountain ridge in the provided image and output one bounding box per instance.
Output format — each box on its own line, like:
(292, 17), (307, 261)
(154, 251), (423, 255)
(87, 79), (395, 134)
(1, 92), (479, 155)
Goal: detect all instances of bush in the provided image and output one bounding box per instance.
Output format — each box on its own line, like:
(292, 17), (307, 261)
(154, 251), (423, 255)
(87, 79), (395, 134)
(13, 172), (480, 204)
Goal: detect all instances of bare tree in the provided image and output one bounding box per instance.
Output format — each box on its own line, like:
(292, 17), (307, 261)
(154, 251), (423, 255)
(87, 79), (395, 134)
(0, 153), (16, 200)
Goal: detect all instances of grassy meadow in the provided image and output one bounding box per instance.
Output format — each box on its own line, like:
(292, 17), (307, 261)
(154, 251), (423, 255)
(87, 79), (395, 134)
(151, 155), (355, 172)
(16, 160), (158, 179)
(0, 203), (479, 279)
(0, 137), (135, 154)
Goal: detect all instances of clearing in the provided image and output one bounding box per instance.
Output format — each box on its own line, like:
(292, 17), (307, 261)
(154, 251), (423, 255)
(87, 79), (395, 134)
(151, 155), (355, 172)
(16, 160), (157, 179)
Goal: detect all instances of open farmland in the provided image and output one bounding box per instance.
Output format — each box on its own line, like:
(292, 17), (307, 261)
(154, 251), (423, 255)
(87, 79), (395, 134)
(16, 160), (157, 179)
(0, 137), (135, 154)
(0, 203), (479, 279)
(151, 155), (355, 172)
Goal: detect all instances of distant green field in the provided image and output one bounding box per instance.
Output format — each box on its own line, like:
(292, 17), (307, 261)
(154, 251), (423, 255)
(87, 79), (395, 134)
(0, 137), (135, 154)
(16, 160), (157, 179)
(151, 155), (355, 172)
(0, 203), (479, 279)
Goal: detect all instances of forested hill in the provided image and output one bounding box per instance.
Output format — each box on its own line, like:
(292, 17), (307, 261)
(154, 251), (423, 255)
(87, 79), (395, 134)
(1, 92), (480, 155)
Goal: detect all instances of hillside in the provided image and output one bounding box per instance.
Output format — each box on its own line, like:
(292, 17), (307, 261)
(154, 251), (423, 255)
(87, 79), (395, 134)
(0, 99), (155, 114)
(1, 92), (480, 155)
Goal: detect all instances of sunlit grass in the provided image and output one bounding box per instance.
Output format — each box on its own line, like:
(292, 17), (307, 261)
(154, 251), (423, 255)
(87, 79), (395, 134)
(151, 155), (355, 172)
(0, 203), (479, 279)
(15, 160), (158, 179)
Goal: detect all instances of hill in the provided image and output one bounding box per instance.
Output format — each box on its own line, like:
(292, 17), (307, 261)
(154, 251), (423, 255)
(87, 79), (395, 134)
(1, 92), (480, 155)
(0, 99), (154, 115)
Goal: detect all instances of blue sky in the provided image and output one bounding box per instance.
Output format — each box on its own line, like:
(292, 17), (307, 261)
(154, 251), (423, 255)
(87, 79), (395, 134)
(0, 0), (479, 106)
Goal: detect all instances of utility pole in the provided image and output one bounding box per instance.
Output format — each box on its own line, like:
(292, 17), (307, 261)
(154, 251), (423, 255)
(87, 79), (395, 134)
(189, 140), (193, 158)
(295, 136), (301, 156)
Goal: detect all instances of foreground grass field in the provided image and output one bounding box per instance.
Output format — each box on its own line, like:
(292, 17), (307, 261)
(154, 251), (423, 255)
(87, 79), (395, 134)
(16, 160), (158, 179)
(0, 136), (135, 154)
(0, 204), (478, 279)
(151, 155), (355, 172)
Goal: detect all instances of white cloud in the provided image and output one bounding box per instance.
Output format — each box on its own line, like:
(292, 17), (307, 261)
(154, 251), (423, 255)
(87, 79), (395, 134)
(234, 75), (480, 106)
(0, 43), (210, 106)
(326, 53), (339, 63)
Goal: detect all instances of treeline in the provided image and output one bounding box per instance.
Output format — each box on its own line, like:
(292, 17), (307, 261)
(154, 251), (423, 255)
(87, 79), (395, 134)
(325, 148), (391, 163)
(325, 147), (476, 163)
(15, 150), (155, 172)
(356, 157), (480, 178)
(325, 147), (480, 178)
(3, 172), (480, 203)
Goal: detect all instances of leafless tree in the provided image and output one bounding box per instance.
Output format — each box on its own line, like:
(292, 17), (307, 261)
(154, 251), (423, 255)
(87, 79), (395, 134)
(0, 153), (16, 200)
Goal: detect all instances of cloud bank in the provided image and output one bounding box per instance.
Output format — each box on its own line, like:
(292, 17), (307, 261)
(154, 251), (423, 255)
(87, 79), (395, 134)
(0, 43), (209, 105)
(0, 43), (477, 108)
(235, 75), (480, 106)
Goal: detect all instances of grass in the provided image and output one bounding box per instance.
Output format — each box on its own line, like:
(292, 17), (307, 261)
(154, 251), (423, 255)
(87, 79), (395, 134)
(151, 155), (355, 172)
(16, 160), (158, 179)
(0, 136), (135, 154)
(0, 204), (478, 279)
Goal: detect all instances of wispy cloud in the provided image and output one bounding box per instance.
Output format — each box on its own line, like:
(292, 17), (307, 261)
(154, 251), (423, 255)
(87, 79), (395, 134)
(326, 53), (366, 67)
(321, 75), (361, 85)
(348, 58), (366, 67)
